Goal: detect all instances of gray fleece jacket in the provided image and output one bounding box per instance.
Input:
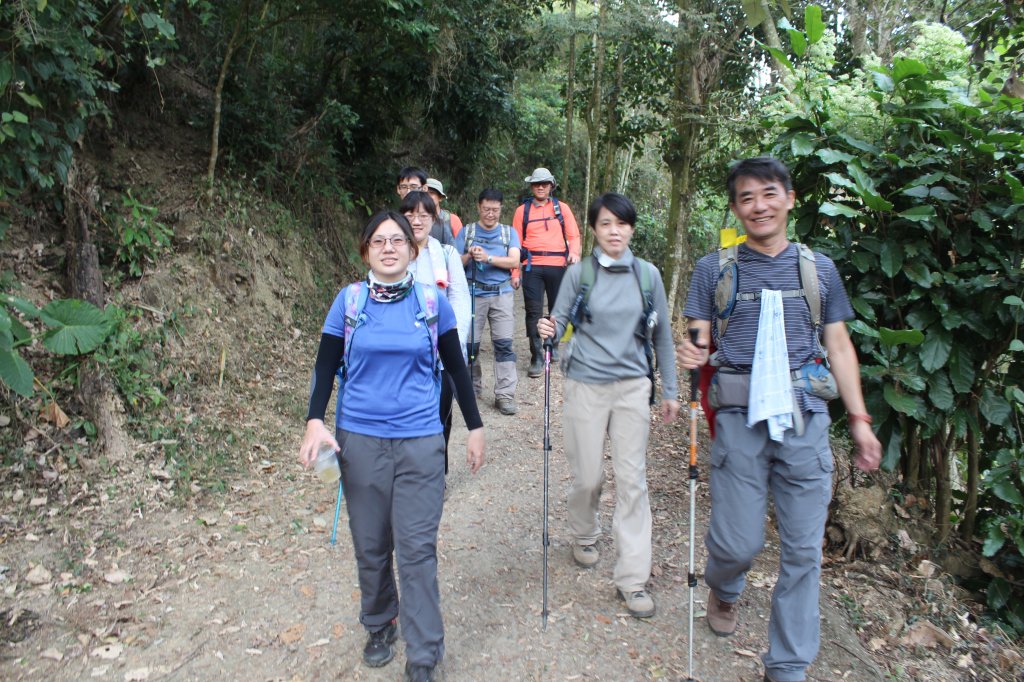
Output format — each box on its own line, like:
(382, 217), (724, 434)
(550, 247), (678, 401)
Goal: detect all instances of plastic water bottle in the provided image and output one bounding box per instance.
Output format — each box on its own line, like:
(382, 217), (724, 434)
(314, 443), (340, 484)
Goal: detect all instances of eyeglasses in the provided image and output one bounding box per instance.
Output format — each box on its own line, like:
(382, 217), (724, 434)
(404, 212), (433, 222)
(398, 183), (422, 192)
(369, 235), (408, 249)
(480, 207), (502, 214)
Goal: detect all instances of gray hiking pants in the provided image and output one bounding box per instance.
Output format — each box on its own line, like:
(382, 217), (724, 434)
(338, 429), (446, 667)
(468, 292), (517, 400)
(704, 412), (833, 682)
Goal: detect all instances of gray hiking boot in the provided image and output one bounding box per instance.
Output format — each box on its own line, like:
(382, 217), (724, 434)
(495, 396), (517, 415)
(618, 588), (656, 619)
(572, 543), (599, 568)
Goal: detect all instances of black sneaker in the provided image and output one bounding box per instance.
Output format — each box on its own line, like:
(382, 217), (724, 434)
(363, 620), (397, 668)
(404, 662), (435, 682)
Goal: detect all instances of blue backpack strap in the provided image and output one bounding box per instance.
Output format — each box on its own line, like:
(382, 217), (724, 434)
(412, 282), (441, 376)
(341, 282), (370, 383)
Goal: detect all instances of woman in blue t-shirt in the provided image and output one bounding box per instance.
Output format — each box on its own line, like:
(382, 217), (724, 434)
(299, 211), (485, 682)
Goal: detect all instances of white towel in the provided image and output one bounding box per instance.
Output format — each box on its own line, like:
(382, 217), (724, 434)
(747, 289), (794, 442)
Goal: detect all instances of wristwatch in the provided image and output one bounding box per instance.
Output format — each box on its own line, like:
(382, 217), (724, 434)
(486, 255), (494, 264)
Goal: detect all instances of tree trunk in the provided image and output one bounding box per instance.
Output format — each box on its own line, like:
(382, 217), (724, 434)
(561, 0), (577, 197)
(960, 403), (981, 540)
(582, 0), (608, 256)
(64, 161), (131, 462)
(600, 45), (625, 191)
(905, 419), (921, 492)
(847, 0), (868, 58)
(205, 2), (250, 201)
(933, 435), (951, 544)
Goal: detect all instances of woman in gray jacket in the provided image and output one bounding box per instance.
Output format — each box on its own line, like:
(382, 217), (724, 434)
(537, 192), (679, 619)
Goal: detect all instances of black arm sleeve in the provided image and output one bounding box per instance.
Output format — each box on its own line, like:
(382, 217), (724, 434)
(438, 328), (483, 430)
(306, 333), (344, 421)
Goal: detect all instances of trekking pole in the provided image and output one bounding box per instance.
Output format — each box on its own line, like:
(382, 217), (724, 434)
(686, 327), (701, 681)
(468, 270), (477, 372)
(542, 335), (553, 629)
(330, 476), (344, 545)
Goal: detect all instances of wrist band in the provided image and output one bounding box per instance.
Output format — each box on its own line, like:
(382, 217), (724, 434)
(849, 413), (873, 425)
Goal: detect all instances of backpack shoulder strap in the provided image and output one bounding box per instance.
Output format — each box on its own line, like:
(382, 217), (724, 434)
(412, 282), (440, 373)
(521, 198), (532, 241)
(342, 282), (370, 376)
(500, 224), (511, 253)
(796, 243), (821, 329)
(551, 197), (569, 253)
(633, 258), (655, 311)
(715, 245), (739, 340)
(579, 255), (597, 303)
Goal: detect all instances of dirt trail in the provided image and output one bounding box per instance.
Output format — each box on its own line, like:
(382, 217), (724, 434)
(0, 285), (898, 682)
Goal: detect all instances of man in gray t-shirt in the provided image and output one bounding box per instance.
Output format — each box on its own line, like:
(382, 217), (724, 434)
(677, 157), (881, 682)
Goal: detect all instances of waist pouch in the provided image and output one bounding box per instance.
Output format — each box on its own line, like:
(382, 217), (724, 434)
(708, 362), (839, 409)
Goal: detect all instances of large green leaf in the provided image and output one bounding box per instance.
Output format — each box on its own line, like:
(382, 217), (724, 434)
(884, 384), (922, 415)
(892, 58), (928, 83)
(987, 577), (1010, 607)
(0, 348), (33, 397)
(741, 0), (767, 27)
(879, 327), (923, 347)
(819, 202), (860, 218)
(762, 44), (795, 73)
(881, 427), (902, 471)
(993, 480), (1024, 506)
(927, 372), (954, 411)
(948, 344), (975, 393)
(920, 327), (952, 372)
(898, 206), (936, 223)
(804, 5), (824, 44)
(791, 131), (815, 156)
(904, 262), (933, 288)
(980, 386), (1012, 426)
(816, 149), (854, 165)
(880, 242), (903, 277)
(788, 29), (807, 58)
(984, 527), (1007, 559)
(38, 299), (112, 355)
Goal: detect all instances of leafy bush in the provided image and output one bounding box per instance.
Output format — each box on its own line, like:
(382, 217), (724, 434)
(114, 191), (172, 277)
(0, 294), (116, 397)
(764, 6), (1024, 633)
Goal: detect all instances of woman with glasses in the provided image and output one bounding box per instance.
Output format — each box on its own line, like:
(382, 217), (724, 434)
(299, 211), (485, 682)
(401, 191), (471, 472)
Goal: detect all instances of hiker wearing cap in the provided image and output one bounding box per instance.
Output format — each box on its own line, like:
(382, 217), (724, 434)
(537, 192), (678, 620)
(676, 157), (881, 682)
(512, 167), (582, 378)
(299, 210), (484, 682)
(396, 166), (428, 199)
(402, 191), (471, 467)
(454, 188), (522, 416)
(425, 178), (463, 245)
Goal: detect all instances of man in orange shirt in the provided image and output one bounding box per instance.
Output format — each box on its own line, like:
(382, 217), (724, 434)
(512, 167), (582, 377)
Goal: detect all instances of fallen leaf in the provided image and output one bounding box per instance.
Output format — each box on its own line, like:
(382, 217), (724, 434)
(104, 570), (130, 585)
(0, 415), (10, 427)
(41, 401), (70, 428)
(30, 496), (47, 507)
(902, 620), (954, 649)
(651, 564), (663, 577)
(124, 667), (151, 681)
(332, 623), (345, 638)
(40, 647), (64, 661)
(916, 560), (939, 578)
(868, 637), (887, 651)
(897, 530), (917, 552)
(26, 564), (52, 585)
(279, 623), (305, 645)
(595, 614), (612, 625)
(734, 649), (758, 658)
(956, 653), (974, 669)
(299, 585), (315, 599)
(91, 643), (124, 660)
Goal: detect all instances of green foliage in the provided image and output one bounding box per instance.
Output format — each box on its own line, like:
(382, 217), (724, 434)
(0, 293), (115, 397)
(765, 5), (1024, 633)
(0, 1), (178, 206)
(114, 191), (172, 277)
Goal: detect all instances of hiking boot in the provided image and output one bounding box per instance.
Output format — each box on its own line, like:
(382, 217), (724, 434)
(572, 543), (599, 568)
(495, 397), (517, 415)
(707, 591), (737, 636)
(618, 588), (656, 619)
(362, 621), (397, 668)
(528, 338), (543, 378)
(404, 662), (435, 682)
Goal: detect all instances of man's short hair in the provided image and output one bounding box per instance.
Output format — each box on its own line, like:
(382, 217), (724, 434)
(726, 157), (792, 203)
(478, 188), (503, 204)
(396, 166), (428, 186)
